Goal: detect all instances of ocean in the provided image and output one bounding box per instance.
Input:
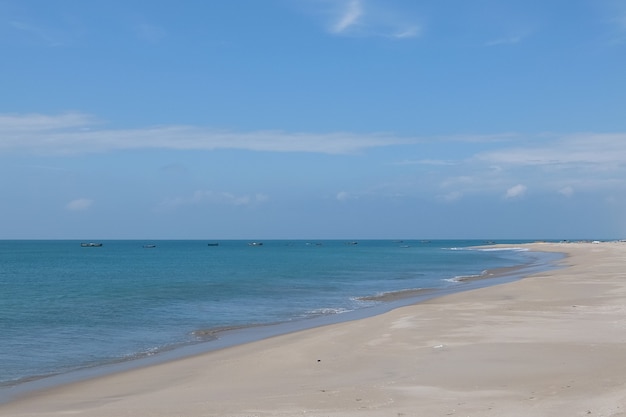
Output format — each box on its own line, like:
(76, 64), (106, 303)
(0, 239), (561, 397)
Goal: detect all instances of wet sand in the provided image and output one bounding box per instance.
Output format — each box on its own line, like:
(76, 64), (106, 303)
(2, 242), (626, 416)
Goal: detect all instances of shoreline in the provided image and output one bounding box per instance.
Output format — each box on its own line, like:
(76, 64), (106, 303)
(8, 241), (625, 416)
(0, 245), (561, 405)
(7, 242), (626, 415)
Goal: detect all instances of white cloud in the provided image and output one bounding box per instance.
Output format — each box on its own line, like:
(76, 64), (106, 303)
(336, 191), (351, 202)
(476, 133), (626, 167)
(439, 191), (463, 202)
(6, 113), (626, 203)
(0, 112), (94, 132)
(66, 198), (93, 211)
(505, 184), (527, 199)
(0, 117), (524, 159)
(559, 186), (574, 197)
(458, 134), (626, 197)
(0, 112), (412, 155)
(332, 0), (363, 33)
(312, 0), (420, 39)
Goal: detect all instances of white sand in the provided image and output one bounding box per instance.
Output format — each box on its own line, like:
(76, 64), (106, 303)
(3, 242), (626, 416)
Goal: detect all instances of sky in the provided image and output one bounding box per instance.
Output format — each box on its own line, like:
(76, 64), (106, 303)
(1, 0), (626, 240)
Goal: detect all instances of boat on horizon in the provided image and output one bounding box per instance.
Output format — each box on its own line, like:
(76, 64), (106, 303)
(80, 242), (102, 247)
(207, 243), (219, 247)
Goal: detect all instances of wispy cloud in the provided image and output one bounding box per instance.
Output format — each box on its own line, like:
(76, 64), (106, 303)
(0, 112), (95, 131)
(559, 186), (574, 197)
(9, 20), (68, 46)
(6, 114), (626, 172)
(332, 0), (363, 33)
(475, 133), (626, 167)
(0, 112), (413, 155)
(396, 159), (456, 166)
(66, 198), (94, 211)
(485, 35), (524, 46)
(313, 0), (421, 39)
(5, 112), (626, 204)
(438, 133), (626, 200)
(336, 191), (353, 202)
(157, 190), (269, 211)
(392, 26), (420, 39)
(438, 191), (463, 202)
(505, 184), (527, 199)
(395, 133), (626, 204)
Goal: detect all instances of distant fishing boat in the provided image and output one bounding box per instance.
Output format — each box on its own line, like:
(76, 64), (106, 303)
(207, 243), (219, 247)
(80, 242), (102, 247)
(248, 242), (263, 246)
(143, 244), (157, 248)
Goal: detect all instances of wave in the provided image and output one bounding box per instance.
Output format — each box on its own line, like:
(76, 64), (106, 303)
(304, 307), (352, 317)
(443, 274), (482, 283)
(474, 247), (528, 252)
(446, 246), (528, 252)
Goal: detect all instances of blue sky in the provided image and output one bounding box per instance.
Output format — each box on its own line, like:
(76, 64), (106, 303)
(2, 0), (626, 240)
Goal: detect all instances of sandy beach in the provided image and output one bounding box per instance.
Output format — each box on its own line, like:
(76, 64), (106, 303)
(2, 242), (626, 417)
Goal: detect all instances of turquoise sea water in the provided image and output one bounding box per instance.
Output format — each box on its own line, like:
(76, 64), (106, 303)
(0, 239), (559, 393)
